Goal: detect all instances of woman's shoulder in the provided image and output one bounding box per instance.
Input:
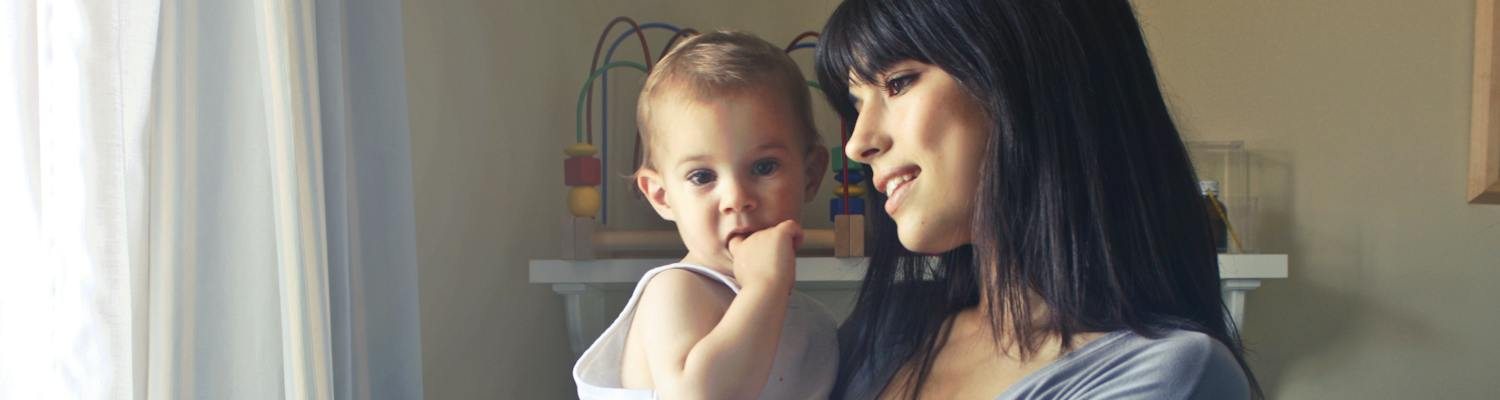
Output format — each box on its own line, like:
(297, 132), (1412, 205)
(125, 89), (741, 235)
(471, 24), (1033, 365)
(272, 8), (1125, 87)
(1128, 329), (1242, 398)
(1109, 329), (1231, 368)
(1090, 329), (1249, 399)
(998, 329), (1249, 400)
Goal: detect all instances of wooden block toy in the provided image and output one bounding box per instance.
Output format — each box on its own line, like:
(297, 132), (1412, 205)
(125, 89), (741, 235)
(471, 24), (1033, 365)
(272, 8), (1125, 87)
(834, 214), (865, 257)
(561, 216), (597, 260)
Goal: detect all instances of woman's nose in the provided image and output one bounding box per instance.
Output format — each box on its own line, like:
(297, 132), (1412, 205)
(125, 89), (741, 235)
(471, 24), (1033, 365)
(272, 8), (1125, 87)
(845, 105), (889, 164)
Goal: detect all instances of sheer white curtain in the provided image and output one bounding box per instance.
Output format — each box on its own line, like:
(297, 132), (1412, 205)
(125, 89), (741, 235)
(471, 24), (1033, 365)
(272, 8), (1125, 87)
(0, 0), (423, 398)
(0, 0), (154, 398)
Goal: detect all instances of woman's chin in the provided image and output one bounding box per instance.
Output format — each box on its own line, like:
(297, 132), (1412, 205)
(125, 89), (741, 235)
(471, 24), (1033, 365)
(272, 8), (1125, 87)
(897, 225), (967, 255)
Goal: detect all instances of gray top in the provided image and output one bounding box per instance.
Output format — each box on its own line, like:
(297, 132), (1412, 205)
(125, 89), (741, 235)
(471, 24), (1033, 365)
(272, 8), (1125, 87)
(994, 329), (1250, 400)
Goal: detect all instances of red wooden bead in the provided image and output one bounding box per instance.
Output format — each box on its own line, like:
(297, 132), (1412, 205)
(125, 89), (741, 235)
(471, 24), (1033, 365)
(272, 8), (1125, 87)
(565, 156), (601, 186)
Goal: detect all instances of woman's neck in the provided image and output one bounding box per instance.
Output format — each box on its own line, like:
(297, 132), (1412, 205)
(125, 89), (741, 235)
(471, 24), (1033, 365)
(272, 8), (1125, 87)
(950, 304), (1106, 362)
(959, 290), (1073, 358)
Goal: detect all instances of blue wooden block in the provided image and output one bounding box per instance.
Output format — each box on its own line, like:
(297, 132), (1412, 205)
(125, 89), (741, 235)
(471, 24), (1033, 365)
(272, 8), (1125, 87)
(829, 197), (866, 221)
(833, 170), (866, 185)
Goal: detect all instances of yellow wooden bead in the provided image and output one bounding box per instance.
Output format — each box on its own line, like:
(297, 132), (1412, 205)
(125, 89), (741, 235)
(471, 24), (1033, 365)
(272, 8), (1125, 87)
(833, 185), (866, 197)
(564, 143), (598, 157)
(568, 186), (601, 218)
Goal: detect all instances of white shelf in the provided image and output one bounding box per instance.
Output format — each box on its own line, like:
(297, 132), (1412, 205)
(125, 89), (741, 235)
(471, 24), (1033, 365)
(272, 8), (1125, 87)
(530, 254), (1288, 356)
(528, 254), (1287, 284)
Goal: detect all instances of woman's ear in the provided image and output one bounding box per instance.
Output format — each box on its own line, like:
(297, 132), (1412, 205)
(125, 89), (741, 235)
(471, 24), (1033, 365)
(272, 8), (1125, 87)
(636, 168), (675, 221)
(803, 146), (830, 202)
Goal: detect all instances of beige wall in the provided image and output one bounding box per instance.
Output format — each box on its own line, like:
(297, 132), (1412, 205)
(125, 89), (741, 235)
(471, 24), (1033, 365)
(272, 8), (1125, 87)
(1135, 0), (1500, 398)
(403, 0), (1500, 398)
(401, 1), (838, 398)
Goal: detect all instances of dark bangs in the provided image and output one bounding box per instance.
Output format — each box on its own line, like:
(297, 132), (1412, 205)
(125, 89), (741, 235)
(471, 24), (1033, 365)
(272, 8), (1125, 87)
(814, 0), (930, 119)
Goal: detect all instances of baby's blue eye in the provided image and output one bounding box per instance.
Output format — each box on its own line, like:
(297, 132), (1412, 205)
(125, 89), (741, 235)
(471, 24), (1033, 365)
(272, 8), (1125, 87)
(752, 159), (780, 176)
(687, 170), (716, 186)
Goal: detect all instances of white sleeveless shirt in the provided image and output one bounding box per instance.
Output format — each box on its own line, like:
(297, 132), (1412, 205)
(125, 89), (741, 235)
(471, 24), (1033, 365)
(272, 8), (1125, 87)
(572, 263), (839, 400)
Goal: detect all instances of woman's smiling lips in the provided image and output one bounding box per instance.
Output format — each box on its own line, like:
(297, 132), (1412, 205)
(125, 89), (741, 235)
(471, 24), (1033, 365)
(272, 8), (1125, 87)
(873, 166), (921, 215)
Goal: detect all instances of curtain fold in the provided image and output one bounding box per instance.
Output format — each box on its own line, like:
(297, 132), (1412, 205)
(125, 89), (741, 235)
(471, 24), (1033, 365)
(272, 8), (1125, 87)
(254, 0), (337, 397)
(313, 0), (425, 398)
(0, 0), (156, 399)
(1, 0), (423, 398)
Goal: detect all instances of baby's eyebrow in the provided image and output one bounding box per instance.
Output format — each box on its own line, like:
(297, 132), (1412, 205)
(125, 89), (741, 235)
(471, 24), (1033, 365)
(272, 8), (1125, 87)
(756, 143), (790, 152)
(674, 154), (710, 168)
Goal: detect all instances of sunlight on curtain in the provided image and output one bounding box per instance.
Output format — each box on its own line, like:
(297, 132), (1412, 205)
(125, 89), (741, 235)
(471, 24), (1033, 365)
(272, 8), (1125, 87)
(1, 0), (420, 398)
(0, 1), (155, 399)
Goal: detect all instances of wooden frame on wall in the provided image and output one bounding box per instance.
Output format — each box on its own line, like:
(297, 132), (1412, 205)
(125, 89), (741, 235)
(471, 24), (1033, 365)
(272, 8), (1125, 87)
(1471, 0), (1500, 204)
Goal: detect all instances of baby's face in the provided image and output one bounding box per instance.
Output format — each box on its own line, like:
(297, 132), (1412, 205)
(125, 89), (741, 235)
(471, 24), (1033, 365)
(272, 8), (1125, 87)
(638, 89), (824, 269)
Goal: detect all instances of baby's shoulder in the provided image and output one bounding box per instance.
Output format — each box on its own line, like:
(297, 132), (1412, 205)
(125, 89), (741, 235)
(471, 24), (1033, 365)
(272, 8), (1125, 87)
(633, 267), (735, 317)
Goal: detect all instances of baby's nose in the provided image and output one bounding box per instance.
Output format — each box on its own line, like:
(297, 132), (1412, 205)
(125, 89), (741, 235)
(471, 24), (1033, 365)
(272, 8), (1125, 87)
(719, 182), (757, 214)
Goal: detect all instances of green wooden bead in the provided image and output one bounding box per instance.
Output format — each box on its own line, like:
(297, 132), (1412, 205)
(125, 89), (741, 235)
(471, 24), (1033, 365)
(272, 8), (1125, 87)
(831, 146), (866, 173)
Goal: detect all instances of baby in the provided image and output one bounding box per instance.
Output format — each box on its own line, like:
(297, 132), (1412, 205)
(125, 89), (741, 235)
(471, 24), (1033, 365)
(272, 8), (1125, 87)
(572, 31), (838, 400)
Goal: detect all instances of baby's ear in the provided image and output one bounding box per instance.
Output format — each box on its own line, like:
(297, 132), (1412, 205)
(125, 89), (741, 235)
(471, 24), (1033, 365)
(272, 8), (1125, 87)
(803, 146), (829, 202)
(636, 168), (675, 221)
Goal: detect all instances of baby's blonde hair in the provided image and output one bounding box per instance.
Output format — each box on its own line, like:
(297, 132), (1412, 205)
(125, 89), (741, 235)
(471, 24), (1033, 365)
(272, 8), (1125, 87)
(635, 30), (820, 172)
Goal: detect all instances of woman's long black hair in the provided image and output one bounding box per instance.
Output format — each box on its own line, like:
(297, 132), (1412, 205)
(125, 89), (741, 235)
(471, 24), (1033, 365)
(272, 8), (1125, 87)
(814, 0), (1263, 398)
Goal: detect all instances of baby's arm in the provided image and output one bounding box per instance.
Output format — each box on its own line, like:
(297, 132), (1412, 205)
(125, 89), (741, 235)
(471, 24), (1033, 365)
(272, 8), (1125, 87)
(632, 269), (791, 400)
(633, 221), (802, 400)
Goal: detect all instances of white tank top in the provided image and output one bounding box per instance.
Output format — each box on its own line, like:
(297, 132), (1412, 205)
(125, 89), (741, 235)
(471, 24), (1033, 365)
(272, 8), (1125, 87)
(572, 263), (839, 400)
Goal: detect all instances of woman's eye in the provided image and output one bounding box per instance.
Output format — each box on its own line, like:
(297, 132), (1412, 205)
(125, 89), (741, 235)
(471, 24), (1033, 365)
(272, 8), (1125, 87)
(751, 159), (780, 176)
(687, 170), (716, 186)
(884, 73), (916, 96)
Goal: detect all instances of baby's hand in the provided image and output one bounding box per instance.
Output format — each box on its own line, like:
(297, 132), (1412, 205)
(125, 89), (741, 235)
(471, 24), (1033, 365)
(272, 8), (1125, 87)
(726, 220), (802, 291)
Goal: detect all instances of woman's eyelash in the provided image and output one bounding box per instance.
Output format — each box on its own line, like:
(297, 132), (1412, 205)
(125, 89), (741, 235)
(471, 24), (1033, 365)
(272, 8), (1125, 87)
(884, 73), (916, 96)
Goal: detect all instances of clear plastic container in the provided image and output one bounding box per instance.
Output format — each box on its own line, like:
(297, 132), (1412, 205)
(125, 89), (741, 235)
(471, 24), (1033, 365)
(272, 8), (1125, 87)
(1186, 141), (1256, 253)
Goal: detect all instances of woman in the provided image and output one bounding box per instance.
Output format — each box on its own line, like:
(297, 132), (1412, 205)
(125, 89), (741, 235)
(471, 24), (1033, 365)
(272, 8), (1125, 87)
(814, 0), (1262, 399)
